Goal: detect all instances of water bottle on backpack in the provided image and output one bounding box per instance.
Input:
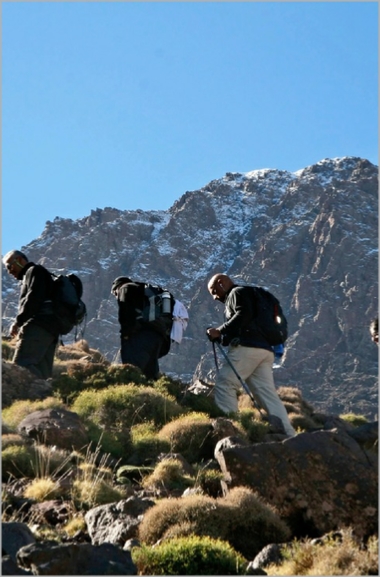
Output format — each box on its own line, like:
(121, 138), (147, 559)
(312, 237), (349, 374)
(272, 343), (284, 368)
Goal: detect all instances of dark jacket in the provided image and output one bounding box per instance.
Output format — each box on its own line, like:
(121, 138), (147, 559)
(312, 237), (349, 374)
(116, 282), (146, 338)
(16, 262), (61, 336)
(218, 285), (273, 351)
(116, 281), (171, 358)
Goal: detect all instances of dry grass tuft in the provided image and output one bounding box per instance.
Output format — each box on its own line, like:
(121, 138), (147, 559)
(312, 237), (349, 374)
(23, 477), (63, 502)
(267, 530), (378, 575)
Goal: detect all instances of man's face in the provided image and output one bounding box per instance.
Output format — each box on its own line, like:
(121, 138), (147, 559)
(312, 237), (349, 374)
(208, 278), (226, 303)
(4, 255), (24, 279)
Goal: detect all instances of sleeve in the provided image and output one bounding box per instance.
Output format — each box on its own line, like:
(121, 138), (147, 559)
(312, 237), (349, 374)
(16, 266), (51, 327)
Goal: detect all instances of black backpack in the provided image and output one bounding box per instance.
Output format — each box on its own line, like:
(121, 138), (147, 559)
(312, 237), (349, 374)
(250, 286), (288, 346)
(51, 273), (87, 335)
(136, 283), (175, 339)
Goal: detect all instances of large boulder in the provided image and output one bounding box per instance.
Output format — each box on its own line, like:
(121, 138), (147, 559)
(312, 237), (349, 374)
(2, 522), (35, 562)
(214, 429), (378, 538)
(17, 408), (89, 451)
(16, 541), (137, 575)
(85, 497), (155, 546)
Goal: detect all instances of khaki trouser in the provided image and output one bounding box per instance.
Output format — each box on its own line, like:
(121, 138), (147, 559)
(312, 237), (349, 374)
(215, 345), (296, 437)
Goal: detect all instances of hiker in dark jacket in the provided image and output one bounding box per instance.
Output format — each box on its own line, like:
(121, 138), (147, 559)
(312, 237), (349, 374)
(111, 277), (171, 380)
(206, 273), (295, 436)
(3, 250), (61, 379)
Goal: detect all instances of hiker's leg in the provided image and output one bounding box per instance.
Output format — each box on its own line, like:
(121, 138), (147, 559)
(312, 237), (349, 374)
(214, 346), (251, 414)
(121, 330), (162, 379)
(13, 323), (57, 379)
(246, 350), (296, 436)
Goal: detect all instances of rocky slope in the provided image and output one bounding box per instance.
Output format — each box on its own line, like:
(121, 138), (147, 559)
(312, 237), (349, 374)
(2, 157), (378, 417)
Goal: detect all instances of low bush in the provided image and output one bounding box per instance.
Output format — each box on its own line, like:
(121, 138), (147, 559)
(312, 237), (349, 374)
(132, 535), (247, 575)
(138, 486), (290, 559)
(157, 412), (214, 463)
(142, 458), (194, 494)
(339, 413), (369, 428)
(236, 408), (270, 442)
(128, 422), (171, 466)
(70, 384), (183, 459)
(2, 444), (36, 480)
(52, 362), (147, 404)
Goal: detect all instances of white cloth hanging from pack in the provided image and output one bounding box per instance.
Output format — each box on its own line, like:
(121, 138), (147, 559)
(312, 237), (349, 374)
(170, 300), (189, 344)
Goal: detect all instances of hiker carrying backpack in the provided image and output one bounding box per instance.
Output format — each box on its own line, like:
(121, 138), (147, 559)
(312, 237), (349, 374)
(111, 277), (187, 380)
(206, 273), (295, 436)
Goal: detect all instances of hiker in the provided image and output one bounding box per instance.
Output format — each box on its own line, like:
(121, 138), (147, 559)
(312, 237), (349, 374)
(369, 317), (378, 344)
(206, 273), (296, 437)
(111, 276), (172, 380)
(2, 250), (60, 379)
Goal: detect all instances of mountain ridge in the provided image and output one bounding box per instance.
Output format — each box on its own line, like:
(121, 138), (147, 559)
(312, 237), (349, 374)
(2, 156), (378, 418)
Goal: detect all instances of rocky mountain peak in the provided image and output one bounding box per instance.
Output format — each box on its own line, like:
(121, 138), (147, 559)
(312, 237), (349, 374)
(2, 156), (378, 418)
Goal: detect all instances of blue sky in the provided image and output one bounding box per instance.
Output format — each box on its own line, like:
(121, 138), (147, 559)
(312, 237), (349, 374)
(2, 1), (378, 256)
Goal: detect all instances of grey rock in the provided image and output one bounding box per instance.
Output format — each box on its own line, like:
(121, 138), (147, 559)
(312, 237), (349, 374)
(215, 428), (378, 538)
(2, 522), (36, 563)
(17, 407), (89, 451)
(250, 543), (284, 569)
(85, 497), (155, 546)
(16, 541), (137, 575)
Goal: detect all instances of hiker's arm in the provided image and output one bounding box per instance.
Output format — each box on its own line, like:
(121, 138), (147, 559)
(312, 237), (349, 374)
(16, 267), (50, 328)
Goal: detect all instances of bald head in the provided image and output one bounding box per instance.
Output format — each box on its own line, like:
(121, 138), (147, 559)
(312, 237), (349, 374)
(207, 273), (235, 302)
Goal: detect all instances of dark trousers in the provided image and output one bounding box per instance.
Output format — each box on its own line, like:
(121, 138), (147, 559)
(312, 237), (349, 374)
(13, 323), (58, 380)
(120, 329), (165, 380)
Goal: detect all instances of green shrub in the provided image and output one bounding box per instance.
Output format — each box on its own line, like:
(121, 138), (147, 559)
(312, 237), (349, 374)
(236, 409), (270, 442)
(52, 362), (148, 404)
(132, 535), (247, 575)
(339, 413), (369, 427)
(194, 467), (224, 498)
(72, 383), (182, 430)
(138, 486), (290, 559)
(288, 413), (319, 432)
(2, 339), (15, 360)
(181, 390), (226, 418)
(2, 434), (28, 449)
(142, 459), (194, 493)
(2, 444), (36, 480)
(70, 384), (183, 459)
(157, 412), (214, 463)
(154, 375), (186, 401)
(128, 422), (171, 465)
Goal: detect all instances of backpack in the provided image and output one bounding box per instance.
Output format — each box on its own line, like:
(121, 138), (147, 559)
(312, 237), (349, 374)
(51, 273), (87, 335)
(250, 286), (288, 346)
(136, 283), (175, 339)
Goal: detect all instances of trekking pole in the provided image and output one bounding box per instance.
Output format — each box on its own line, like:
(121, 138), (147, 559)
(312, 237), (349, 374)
(212, 340), (265, 417)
